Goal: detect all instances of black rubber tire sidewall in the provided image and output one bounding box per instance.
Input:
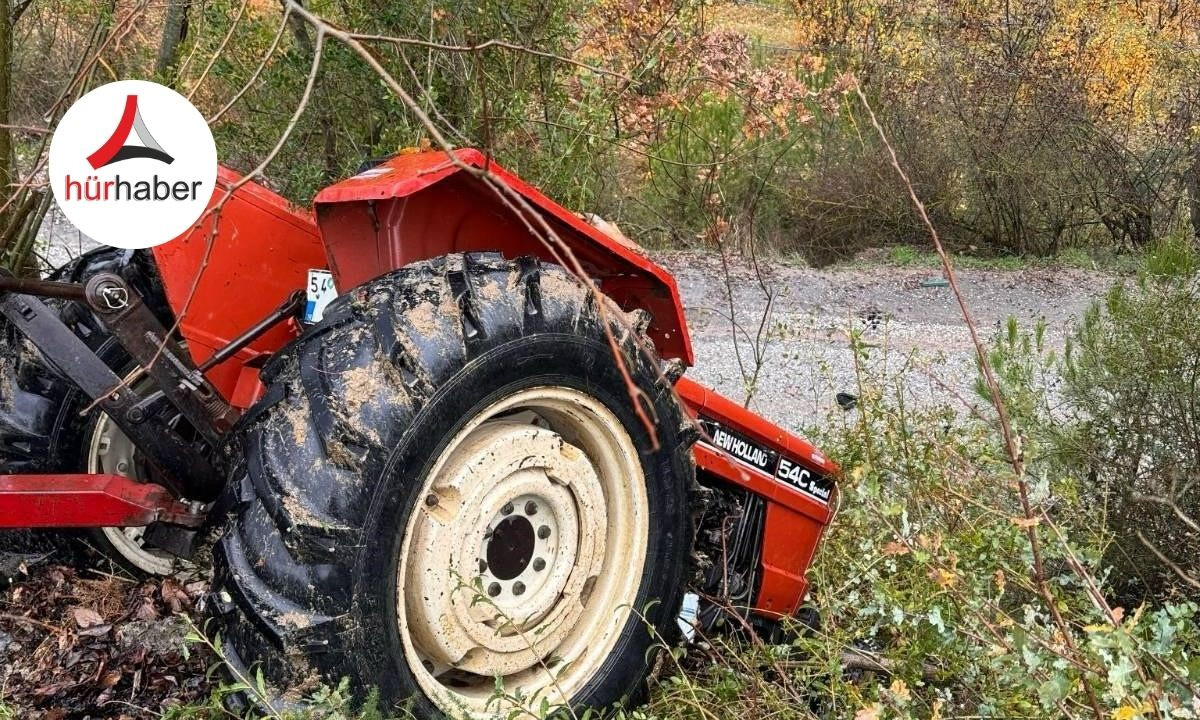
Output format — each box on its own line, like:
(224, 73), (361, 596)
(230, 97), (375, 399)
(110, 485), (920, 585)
(354, 333), (690, 715)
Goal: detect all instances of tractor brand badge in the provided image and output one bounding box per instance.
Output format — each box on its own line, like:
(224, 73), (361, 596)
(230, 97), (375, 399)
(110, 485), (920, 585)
(49, 80), (217, 250)
(697, 417), (835, 504)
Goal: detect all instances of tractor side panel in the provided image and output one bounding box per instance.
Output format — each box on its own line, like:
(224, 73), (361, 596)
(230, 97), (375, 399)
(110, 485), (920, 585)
(152, 167), (326, 406)
(313, 150), (693, 364)
(676, 377), (838, 618)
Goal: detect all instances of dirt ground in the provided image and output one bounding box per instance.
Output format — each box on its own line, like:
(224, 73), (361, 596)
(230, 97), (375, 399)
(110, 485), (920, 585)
(0, 559), (213, 717)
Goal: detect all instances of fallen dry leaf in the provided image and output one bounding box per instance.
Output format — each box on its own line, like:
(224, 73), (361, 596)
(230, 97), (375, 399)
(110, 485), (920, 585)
(928, 567), (958, 588)
(72, 607), (104, 629)
(99, 669), (122, 688)
(159, 578), (191, 614)
(855, 702), (882, 720)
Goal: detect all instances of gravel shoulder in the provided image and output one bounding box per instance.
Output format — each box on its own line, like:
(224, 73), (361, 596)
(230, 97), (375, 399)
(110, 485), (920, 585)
(656, 250), (1116, 432)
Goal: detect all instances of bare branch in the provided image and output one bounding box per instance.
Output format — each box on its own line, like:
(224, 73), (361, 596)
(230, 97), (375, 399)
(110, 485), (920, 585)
(185, 0), (250, 101)
(350, 33), (630, 82)
(207, 6), (291, 125)
(1137, 530), (1200, 589)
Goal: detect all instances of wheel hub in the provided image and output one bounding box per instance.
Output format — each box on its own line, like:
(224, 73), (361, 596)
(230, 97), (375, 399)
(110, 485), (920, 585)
(405, 422), (602, 678)
(485, 514), (534, 582)
(398, 386), (650, 715)
(478, 492), (565, 603)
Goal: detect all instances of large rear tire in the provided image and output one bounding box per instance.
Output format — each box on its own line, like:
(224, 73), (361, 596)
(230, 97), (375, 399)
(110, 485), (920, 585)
(211, 253), (694, 717)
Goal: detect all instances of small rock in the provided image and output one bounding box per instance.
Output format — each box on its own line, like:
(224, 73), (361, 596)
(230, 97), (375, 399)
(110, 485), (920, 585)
(117, 617), (191, 656)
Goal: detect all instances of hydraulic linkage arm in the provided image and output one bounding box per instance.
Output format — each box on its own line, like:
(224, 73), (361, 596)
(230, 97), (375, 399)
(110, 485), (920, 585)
(0, 269), (230, 500)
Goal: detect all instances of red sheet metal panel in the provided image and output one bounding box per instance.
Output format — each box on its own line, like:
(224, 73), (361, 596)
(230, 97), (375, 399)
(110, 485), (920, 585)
(0, 474), (203, 528)
(151, 167), (326, 406)
(675, 377), (838, 617)
(313, 149), (694, 364)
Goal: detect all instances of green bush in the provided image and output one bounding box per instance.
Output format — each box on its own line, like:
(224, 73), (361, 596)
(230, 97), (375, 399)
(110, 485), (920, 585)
(983, 241), (1200, 604)
(1057, 269), (1200, 602)
(1143, 233), (1200, 278)
(784, 334), (1200, 718)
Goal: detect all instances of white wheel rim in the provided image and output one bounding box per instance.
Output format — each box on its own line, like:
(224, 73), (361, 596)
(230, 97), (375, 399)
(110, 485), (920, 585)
(398, 386), (649, 716)
(87, 382), (176, 576)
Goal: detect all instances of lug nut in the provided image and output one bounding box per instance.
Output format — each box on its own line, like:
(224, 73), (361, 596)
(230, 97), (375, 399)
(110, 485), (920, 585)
(501, 503), (514, 515)
(513, 582), (526, 596)
(537, 525), (551, 539)
(525, 501), (538, 515)
(487, 582), (501, 597)
(424, 493), (439, 507)
(533, 558), (546, 572)
(478, 559), (488, 573)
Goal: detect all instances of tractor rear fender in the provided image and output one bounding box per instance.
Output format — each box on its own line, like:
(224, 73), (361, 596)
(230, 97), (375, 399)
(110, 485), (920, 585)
(152, 152), (693, 407)
(311, 149), (693, 364)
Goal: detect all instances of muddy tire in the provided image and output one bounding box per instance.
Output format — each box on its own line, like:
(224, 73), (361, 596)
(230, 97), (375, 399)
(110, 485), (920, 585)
(211, 253), (694, 717)
(0, 248), (180, 575)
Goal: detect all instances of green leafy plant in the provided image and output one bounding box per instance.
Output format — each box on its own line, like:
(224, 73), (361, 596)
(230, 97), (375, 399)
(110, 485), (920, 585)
(1057, 267), (1200, 602)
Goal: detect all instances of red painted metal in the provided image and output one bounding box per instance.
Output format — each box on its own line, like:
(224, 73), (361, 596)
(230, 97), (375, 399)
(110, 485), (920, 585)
(150, 166), (326, 407)
(313, 150), (693, 364)
(0, 474), (204, 528)
(675, 377), (838, 617)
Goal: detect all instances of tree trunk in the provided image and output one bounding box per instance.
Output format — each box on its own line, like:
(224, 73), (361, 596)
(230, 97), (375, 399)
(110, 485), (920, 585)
(281, 0), (313, 55)
(1189, 139), (1200, 244)
(155, 0), (191, 83)
(0, 0), (13, 219)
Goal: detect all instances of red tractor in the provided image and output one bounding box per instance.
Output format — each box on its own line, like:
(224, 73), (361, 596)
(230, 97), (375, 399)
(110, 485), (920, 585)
(0, 150), (836, 716)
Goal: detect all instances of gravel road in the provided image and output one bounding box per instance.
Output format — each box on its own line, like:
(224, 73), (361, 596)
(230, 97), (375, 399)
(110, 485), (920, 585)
(37, 219), (1115, 435)
(657, 251), (1115, 433)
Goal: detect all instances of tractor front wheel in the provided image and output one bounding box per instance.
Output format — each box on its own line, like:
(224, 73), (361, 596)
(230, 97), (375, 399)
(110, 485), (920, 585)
(212, 253), (694, 717)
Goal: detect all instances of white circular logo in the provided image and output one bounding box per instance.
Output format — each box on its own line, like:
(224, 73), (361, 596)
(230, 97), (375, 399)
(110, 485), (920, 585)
(49, 80), (217, 250)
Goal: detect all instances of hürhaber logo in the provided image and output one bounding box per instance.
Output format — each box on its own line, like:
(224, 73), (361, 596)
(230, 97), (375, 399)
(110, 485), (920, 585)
(49, 80), (217, 250)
